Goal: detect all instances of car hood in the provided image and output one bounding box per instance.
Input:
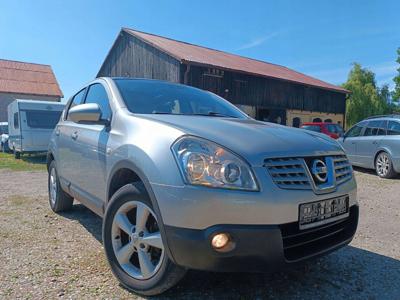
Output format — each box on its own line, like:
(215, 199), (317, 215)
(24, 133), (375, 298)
(141, 115), (344, 166)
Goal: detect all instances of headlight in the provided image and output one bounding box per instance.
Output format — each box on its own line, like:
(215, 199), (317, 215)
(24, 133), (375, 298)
(171, 136), (258, 191)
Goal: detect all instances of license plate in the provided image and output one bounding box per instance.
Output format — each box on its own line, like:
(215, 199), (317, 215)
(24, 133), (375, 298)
(299, 195), (349, 230)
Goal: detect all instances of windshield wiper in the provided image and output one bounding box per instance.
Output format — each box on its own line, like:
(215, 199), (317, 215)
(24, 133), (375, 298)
(191, 112), (239, 118)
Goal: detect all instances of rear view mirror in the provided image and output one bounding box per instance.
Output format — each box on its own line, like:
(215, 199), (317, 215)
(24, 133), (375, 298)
(68, 103), (102, 123)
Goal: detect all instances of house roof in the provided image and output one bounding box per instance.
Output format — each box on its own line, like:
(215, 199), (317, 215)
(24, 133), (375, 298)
(122, 28), (348, 94)
(0, 59), (63, 97)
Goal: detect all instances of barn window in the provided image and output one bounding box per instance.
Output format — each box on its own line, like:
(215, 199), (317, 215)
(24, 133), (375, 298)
(292, 117), (301, 128)
(324, 118), (333, 123)
(313, 118), (322, 122)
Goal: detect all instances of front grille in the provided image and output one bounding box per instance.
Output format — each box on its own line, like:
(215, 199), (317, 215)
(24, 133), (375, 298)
(333, 155), (353, 185)
(279, 206), (358, 262)
(264, 158), (311, 190)
(265, 155), (353, 191)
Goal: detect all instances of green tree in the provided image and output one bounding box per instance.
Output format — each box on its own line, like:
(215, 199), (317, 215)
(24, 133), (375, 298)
(343, 63), (390, 127)
(393, 47), (400, 102)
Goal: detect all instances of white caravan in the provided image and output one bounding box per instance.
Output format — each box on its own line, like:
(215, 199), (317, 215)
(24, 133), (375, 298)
(8, 100), (64, 158)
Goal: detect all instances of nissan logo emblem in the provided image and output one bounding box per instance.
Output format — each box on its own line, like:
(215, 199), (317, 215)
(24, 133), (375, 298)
(311, 159), (328, 183)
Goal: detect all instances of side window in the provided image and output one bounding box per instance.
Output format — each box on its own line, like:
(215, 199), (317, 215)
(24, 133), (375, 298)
(346, 124), (363, 137)
(363, 120), (386, 136)
(84, 84), (112, 121)
(387, 121), (400, 135)
(13, 112), (19, 129)
(67, 88), (86, 120)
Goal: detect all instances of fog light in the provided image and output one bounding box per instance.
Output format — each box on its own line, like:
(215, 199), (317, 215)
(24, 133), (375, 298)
(211, 233), (230, 249)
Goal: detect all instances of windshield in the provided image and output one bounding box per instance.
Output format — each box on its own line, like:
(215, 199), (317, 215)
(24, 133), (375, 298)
(114, 79), (247, 119)
(0, 125), (8, 134)
(26, 110), (62, 129)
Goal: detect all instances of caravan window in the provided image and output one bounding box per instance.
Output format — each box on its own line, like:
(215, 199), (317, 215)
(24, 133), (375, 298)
(14, 113), (19, 129)
(26, 110), (62, 129)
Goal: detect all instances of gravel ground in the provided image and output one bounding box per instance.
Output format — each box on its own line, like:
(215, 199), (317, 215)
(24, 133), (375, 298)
(0, 168), (399, 299)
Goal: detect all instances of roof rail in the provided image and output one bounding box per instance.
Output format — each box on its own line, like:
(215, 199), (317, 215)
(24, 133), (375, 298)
(366, 114), (400, 120)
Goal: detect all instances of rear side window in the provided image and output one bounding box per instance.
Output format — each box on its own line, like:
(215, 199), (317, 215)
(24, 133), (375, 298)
(84, 83), (112, 121)
(387, 121), (400, 135)
(67, 88), (86, 120)
(363, 120), (387, 136)
(26, 110), (63, 129)
(302, 125), (321, 132)
(13, 112), (19, 129)
(326, 124), (344, 134)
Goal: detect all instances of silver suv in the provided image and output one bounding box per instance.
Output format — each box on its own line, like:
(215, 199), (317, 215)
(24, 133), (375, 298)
(47, 78), (358, 295)
(338, 115), (400, 178)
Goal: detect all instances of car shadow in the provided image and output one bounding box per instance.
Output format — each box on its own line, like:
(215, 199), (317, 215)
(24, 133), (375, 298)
(61, 204), (400, 299)
(21, 154), (47, 165)
(353, 166), (400, 179)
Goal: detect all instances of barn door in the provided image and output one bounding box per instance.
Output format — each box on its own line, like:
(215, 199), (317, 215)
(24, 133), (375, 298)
(201, 74), (223, 96)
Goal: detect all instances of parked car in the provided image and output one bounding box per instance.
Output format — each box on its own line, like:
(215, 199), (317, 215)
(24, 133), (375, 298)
(301, 122), (344, 139)
(8, 100), (65, 159)
(338, 115), (400, 178)
(47, 78), (358, 296)
(0, 122), (9, 152)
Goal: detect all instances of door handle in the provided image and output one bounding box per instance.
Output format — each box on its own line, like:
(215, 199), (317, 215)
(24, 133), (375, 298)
(351, 142), (356, 144)
(372, 141), (378, 145)
(71, 131), (78, 140)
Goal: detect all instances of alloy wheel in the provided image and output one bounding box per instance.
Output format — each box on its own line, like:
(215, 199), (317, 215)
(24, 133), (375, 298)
(49, 168), (57, 206)
(111, 201), (164, 280)
(376, 153), (390, 177)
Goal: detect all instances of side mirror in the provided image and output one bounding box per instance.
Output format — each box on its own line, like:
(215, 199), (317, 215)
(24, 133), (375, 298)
(68, 103), (102, 124)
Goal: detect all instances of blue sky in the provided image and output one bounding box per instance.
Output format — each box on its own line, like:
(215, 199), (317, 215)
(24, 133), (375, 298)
(1, 0), (399, 100)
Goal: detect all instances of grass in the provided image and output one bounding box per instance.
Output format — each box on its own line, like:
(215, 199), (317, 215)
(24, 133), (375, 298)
(0, 152), (46, 171)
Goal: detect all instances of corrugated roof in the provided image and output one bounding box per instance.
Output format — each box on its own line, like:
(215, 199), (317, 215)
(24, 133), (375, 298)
(123, 28), (348, 94)
(0, 59), (63, 97)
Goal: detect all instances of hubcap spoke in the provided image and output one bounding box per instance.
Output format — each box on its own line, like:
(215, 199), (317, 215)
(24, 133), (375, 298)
(115, 213), (134, 234)
(116, 243), (135, 264)
(138, 250), (155, 278)
(135, 203), (149, 232)
(141, 232), (163, 250)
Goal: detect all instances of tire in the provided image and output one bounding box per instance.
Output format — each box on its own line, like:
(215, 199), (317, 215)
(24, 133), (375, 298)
(14, 149), (20, 159)
(375, 152), (396, 179)
(48, 160), (74, 212)
(102, 183), (186, 296)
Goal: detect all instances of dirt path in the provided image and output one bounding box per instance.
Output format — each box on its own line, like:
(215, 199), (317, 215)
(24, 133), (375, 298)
(0, 169), (399, 299)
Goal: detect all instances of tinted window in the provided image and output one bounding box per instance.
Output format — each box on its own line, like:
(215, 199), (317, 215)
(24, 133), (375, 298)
(67, 88), (86, 120)
(0, 125), (8, 134)
(346, 124), (363, 137)
(84, 84), (112, 120)
(14, 113), (19, 129)
(363, 120), (387, 136)
(326, 124), (344, 134)
(387, 121), (400, 135)
(114, 79), (246, 118)
(301, 125), (321, 132)
(26, 110), (62, 129)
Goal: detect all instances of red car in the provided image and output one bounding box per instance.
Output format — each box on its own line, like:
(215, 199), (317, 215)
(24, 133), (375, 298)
(300, 122), (344, 139)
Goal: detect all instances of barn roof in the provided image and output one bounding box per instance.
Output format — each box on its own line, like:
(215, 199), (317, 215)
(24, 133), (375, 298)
(122, 28), (348, 94)
(0, 59), (63, 97)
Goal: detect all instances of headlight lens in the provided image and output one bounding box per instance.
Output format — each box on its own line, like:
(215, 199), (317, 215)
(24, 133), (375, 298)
(172, 136), (258, 191)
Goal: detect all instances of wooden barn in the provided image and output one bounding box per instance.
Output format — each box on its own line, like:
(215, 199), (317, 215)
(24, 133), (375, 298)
(98, 28), (349, 127)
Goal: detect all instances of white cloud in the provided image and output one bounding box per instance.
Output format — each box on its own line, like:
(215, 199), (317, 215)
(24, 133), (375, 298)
(236, 32), (280, 51)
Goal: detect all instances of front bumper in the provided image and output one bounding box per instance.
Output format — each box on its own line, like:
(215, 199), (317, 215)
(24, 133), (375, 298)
(165, 205), (359, 272)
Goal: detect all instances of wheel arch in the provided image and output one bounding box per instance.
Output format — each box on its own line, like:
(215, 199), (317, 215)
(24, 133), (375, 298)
(106, 160), (178, 264)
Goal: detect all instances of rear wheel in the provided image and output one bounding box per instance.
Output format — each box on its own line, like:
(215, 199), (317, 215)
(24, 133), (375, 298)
(103, 183), (186, 296)
(375, 152), (396, 179)
(14, 149), (20, 159)
(48, 160), (74, 212)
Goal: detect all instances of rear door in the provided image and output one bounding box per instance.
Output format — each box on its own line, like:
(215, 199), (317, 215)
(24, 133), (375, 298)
(355, 120), (386, 168)
(340, 122), (366, 165)
(57, 88), (87, 186)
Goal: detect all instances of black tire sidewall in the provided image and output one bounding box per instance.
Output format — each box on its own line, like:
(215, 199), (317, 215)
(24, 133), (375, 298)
(102, 183), (176, 295)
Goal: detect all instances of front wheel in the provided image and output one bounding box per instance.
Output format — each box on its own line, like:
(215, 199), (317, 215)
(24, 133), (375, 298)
(103, 183), (186, 296)
(375, 152), (396, 179)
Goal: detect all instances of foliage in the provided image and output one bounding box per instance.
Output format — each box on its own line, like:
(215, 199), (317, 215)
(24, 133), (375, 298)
(393, 47), (400, 102)
(343, 63), (391, 128)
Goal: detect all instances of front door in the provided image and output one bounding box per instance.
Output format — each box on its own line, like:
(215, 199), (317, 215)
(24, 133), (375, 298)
(340, 122), (366, 165)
